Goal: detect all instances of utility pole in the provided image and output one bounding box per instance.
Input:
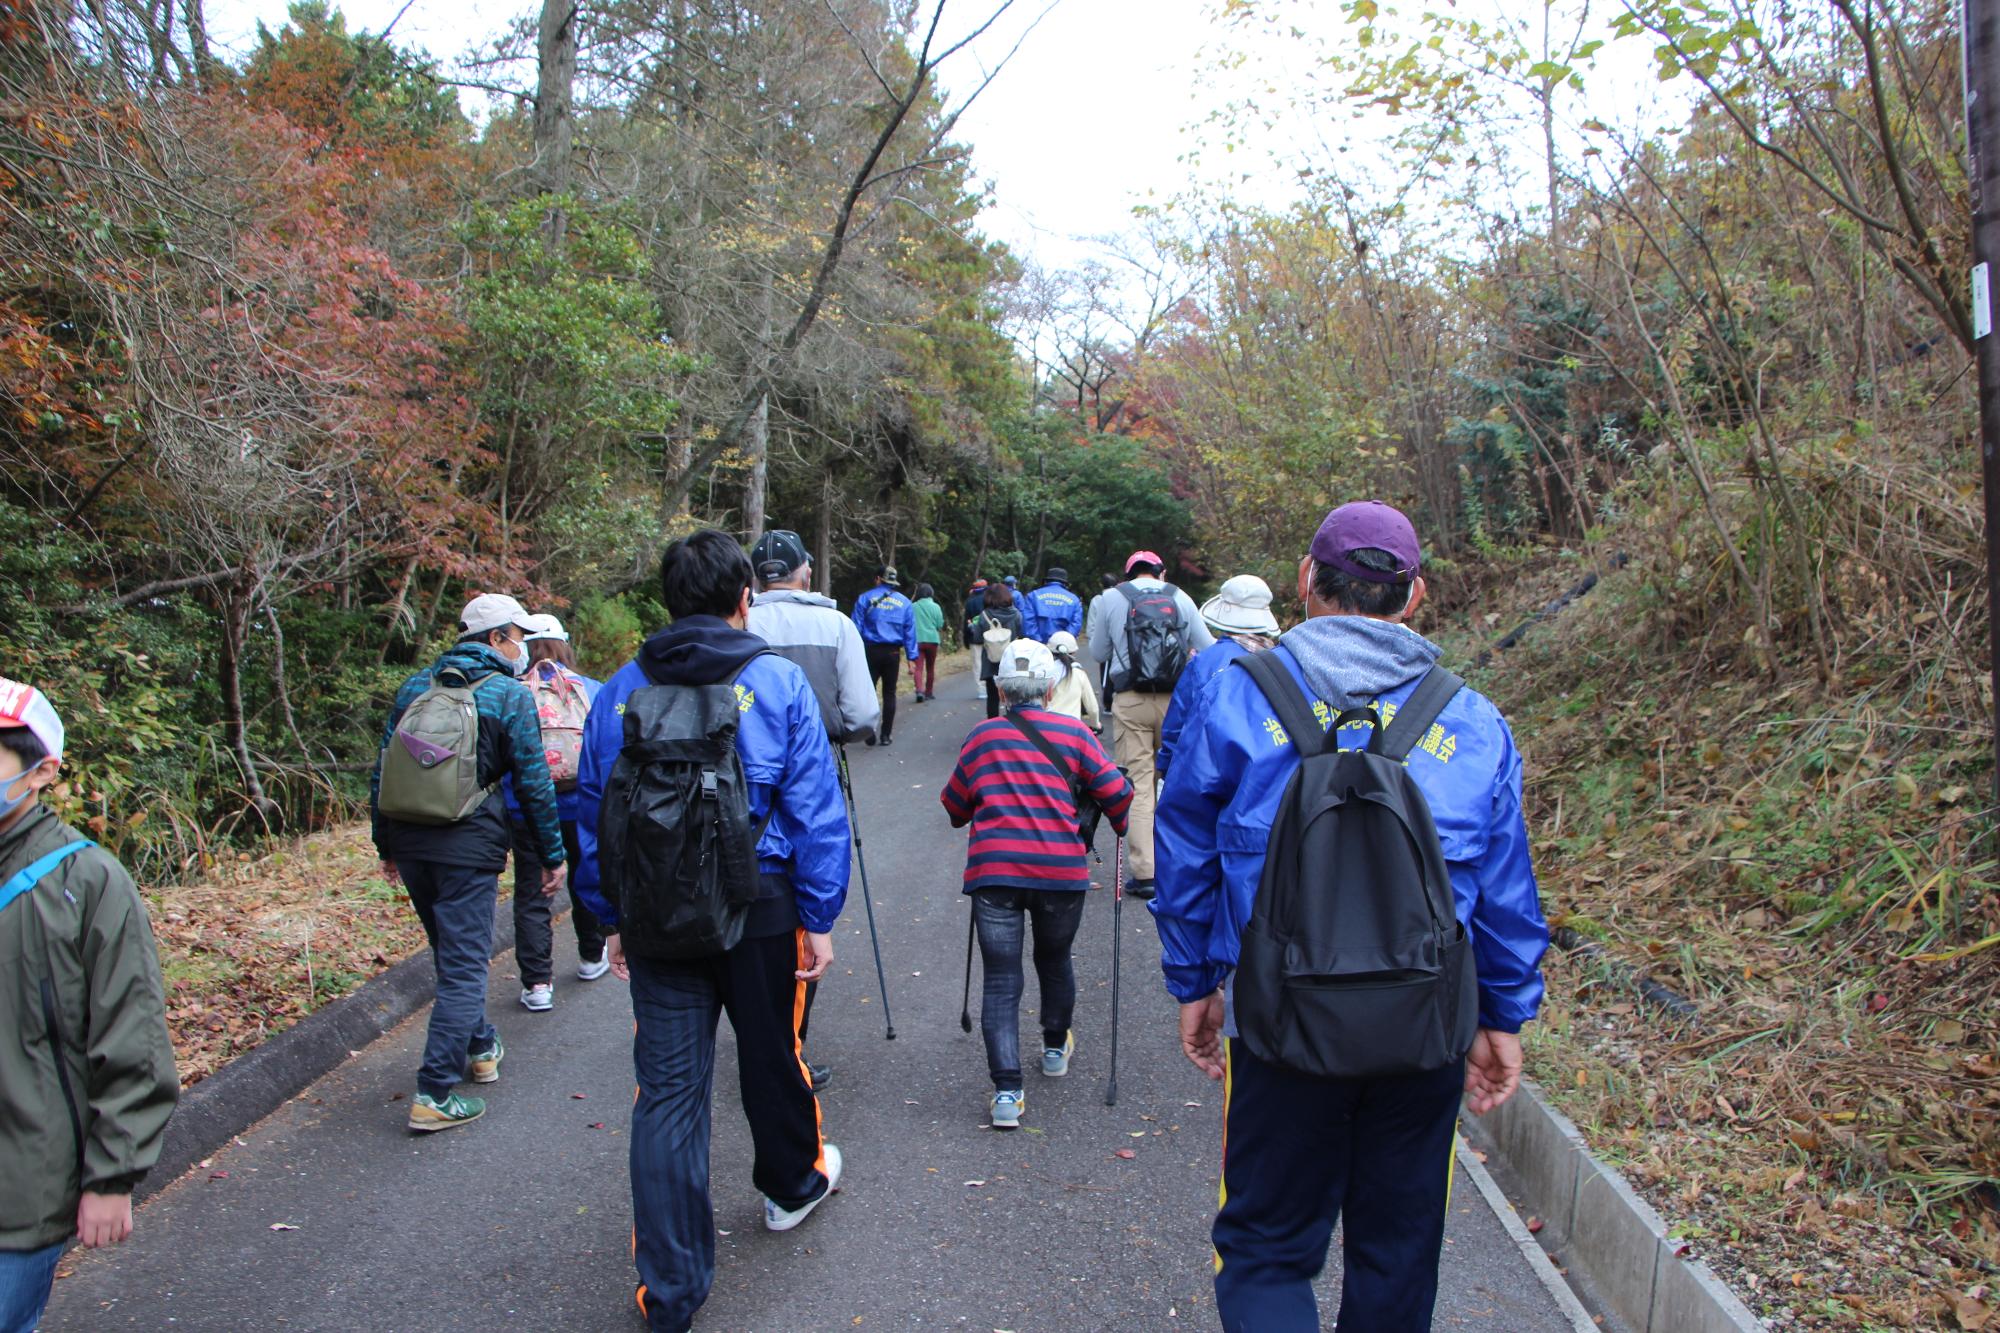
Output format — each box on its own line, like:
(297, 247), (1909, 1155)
(1968, 0), (2000, 803)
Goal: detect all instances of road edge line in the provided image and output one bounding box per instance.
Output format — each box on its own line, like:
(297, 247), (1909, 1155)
(1456, 1136), (1598, 1332)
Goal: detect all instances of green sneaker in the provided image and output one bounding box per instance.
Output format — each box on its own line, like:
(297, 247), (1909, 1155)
(408, 1091), (485, 1132)
(469, 1035), (504, 1084)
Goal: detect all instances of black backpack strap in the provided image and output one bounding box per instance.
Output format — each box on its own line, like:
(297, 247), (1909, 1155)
(1374, 667), (1465, 762)
(1008, 711), (1080, 796)
(1236, 650), (1332, 756)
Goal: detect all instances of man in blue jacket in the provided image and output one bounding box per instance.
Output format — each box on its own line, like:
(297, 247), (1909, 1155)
(1156, 574), (1281, 778)
(574, 531), (852, 1333)
(1152, 501), (1548, 1333)
(372, 593), (568, 1132)
(851, 565), (917, 746)
(1021, 567), (1083, 644)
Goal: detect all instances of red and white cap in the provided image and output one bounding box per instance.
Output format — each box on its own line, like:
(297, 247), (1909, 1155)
(0, 678), (64, 761)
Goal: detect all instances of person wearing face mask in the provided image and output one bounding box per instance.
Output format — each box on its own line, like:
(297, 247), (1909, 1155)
(0, 680), (177, 1333)
(370, 593), (568, 1132)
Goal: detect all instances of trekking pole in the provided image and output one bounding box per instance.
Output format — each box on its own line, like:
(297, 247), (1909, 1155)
(959, 910), (976, 1033)
(1106, 831), (1125, 1107)
(836, 746), (896, 1040)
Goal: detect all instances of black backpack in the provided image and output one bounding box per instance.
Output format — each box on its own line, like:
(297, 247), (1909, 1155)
(596, 655), (774, 960)
(1007, 711), (1106, 853)
(1231, 651), (1479, 1079)
(1115, 582), (1190, 693)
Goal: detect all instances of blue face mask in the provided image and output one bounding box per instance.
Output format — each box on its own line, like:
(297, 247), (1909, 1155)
(0, 768), (40, 822)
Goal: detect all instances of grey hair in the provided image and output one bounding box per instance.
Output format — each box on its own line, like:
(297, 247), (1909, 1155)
(758, 560), (812, 591)
(997, 675), (1052, 707)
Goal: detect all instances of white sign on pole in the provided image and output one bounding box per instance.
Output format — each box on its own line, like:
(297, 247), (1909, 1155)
(1976, 262), (1994, 340)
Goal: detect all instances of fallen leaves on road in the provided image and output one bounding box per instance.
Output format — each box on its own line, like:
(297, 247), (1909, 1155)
(1114, 1149), (1136, 1160)
(268, 1222), (300, 1232)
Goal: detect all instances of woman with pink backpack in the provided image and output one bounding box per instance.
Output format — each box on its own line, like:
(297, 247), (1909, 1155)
(502, 613), (607, 1010)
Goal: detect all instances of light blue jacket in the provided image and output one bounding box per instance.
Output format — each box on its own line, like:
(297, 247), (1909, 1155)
(852, 584), (918, 659)
(1022, 583), (1083, 642)
(1151, 641), (1548, 1032)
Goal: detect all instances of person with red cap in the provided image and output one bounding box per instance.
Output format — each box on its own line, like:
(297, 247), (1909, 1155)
(0, 681), (177, 1333)
(1152, 500), (1549, 1332)
(1085, 550), (1213, 899)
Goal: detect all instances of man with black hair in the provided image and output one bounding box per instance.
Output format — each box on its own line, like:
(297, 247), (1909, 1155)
(0, 681), (177, 1333)
(1152, 501), (1549, 1332)
(851, 565), (918, 746)
(1021, 567), (1083, 644)
(372, 592), (568, 1131)
(574, 530), (851, 1333)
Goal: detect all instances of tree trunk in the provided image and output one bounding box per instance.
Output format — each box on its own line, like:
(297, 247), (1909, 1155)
(971, 471), (993, 578)
(816, 475), (834, 596)
(535, 0), (577, 243)
(216, 578), (274, 817)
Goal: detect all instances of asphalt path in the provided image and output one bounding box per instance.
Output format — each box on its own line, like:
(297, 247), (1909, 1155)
(45, 650), (1586, 1331)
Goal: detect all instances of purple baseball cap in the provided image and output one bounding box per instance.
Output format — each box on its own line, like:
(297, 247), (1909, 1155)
(1310, 501), (1421, 584)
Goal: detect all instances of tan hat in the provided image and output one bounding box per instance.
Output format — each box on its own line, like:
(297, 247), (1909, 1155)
(1200, 575), (1280, 636)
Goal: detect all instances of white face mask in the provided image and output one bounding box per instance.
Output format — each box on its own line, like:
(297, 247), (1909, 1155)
(496, 635), (529, 675)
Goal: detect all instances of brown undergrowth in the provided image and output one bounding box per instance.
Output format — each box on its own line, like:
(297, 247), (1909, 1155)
(148, 825), (427, 1087)
(1434, 548), (2000, 1332)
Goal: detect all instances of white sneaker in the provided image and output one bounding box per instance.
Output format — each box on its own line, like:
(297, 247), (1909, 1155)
(520, 983), (553, 1012)
(764, 1144), (842, 1232)
(576, 953), (611, 982)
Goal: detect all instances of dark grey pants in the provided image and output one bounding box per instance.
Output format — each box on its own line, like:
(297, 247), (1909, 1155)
(397, 859), (500, 1098)
(972, 887), (1086, 1089)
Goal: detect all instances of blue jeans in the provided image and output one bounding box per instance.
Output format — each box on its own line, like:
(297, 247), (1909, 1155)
(972, 887), (1086, 1089)
(1213, 1040), (1466, 1332)
(397, 859), (501, 1098)
(0, 1241), (65, 1333)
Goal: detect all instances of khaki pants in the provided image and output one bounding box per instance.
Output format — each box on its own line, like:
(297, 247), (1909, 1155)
(1111, 689), (1171, 881)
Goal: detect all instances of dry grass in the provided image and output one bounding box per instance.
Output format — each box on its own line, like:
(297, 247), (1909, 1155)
(147, 825), (428, 1087)
(1434, 548), (2000, 1332)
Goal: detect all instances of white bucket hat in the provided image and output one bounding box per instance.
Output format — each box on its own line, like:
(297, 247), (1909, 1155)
(996, 638), (1063, 687)
(522, 613), (570, 643)
(1200, 574), (1280, 636)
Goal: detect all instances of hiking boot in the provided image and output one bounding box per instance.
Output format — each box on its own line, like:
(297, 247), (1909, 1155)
(880, 735), (894, 747)
(577, 953), (611, 982)
(520, 983), (553, 1012)
(764, 1144), (843, 1232)
(990, 1090), (1024, 1129)
(469, 1035), (504, 1084)
(1041, 1033), (1075, 1078)
(864, 736), (878, 747)
(1126, 878), (1156, 901)
(408, 1091), (485, 1133)
(809, 1062), (832, 1092)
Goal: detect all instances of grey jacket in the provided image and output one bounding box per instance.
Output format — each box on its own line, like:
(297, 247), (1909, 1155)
(1086, 578), (1215, 691)
(749, 589), (882, 744)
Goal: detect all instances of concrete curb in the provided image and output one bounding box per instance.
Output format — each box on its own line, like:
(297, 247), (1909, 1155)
(1461, 1079), (1764, 1333)
(1454, 1139), (1599, 1331)
(142, 903), (517, 1201)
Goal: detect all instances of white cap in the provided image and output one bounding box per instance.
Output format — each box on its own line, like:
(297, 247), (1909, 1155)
(1200, 574), (1280, 636)
(1047, 630), (1079, 655)
(996, 638), (1063, 687)
(0, 678), (64, 761)
(522, 613), (569, 643)
(459, 592), (534, 638)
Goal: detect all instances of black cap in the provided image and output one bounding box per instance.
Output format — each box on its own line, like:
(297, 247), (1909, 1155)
(1047, 567), (1068, 584)
(751, 529), (810, 582)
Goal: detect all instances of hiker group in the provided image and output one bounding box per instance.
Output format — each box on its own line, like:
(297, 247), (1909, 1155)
(0, 499), (1548, 1333)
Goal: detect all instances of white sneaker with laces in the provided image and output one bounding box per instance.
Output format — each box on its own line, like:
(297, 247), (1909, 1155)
(764, 1144), (842, 1232)
(576, 953), (611, 981)
(520, 983), (553, 1012)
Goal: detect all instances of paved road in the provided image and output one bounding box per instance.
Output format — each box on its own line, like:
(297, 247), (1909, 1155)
(45, 651), (1587, 1331)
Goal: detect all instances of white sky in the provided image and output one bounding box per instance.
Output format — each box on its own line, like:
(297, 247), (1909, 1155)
(204, 0), (1681, 279)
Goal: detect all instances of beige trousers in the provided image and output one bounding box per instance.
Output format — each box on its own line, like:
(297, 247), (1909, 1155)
(1111, 689), (1171, 881)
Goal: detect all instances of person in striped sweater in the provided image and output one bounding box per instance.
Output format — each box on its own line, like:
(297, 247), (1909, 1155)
(940, 640), (1133, 1129)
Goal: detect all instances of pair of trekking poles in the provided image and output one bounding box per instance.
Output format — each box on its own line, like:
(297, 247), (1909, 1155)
(958, 828), (1128, 1108)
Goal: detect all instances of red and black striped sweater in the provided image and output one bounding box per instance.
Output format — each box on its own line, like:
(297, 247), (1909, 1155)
(940, 707), (1134, 891)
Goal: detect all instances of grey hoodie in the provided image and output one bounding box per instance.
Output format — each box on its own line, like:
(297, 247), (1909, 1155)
(748, 588), (881, 744)
(1279, 614), (1443, 710)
